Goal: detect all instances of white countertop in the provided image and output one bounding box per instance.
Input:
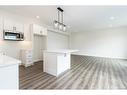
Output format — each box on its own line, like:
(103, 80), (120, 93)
(43, 49), (79, 53)
(0, 55), (21, 68)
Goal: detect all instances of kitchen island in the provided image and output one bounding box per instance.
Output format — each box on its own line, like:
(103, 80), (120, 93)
(0, 55), (21, 89)
(43, 49), (78, 76)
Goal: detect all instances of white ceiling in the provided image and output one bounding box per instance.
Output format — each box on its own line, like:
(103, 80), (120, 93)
(0, 6), (127, 32)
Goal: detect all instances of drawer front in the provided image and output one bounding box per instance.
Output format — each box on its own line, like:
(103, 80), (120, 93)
(26, 59), (33, 63)
(26, 53), (32, 58)
(25, 50), (32, 54)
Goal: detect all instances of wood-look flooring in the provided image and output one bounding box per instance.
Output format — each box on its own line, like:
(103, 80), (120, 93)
(19, 55), (127, 89)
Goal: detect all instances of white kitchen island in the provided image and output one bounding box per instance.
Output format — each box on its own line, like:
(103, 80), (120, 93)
(43, 49), (78, 76)
(0, 55), (21, 89)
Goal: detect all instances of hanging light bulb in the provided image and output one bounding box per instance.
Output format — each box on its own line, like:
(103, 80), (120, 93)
(59, 23), (63, 30)
(54, 20), (58, 28)
(54, 7), (67, 32)
(63, 25), (66, 31)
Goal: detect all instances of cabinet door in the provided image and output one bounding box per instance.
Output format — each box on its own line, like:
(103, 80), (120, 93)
(57, 53), (70, 75)
(39, 25), (44, 35)
(39, 28), (43, 35)
(13, 21), (24, 32)
(33, 24), (40, 35)
(24, 24), (31, 41)
(43, 53), (57, 76)
(32, 24), (47, 36)
(3, 18), (14, 31)
(3, 18), (24, 32)
(42, 27), (47, 36)
(44, 28), (47, 35)
(0, 65), (19, 89)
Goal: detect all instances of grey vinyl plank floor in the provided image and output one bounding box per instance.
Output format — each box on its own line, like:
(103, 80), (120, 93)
(19, 55), (127, 89)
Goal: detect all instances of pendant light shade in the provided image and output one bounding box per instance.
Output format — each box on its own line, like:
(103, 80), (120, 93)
(59, 23), (63, 30)
(63, 25), (66, 31)
(54, 20), (58, 28)
(54, 7), (67, 32)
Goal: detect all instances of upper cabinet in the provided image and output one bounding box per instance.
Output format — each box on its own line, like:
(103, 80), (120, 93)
(2, 17), (32, 41)
(31, 24), (47, 36)
(3, 18), (24, 33)
(41, 26), (47, 36)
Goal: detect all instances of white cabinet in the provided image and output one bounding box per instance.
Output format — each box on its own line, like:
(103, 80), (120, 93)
(43, 50), (78, 77)
(57, 54), (70, 75)
(23, 24), (32, 41)
(0, 55), (20, 89)
(32, 24), (40, 34)
(31, 24), (47, 36)
(41, 26), (47, 35)
(0, 65), (19, 89)
(43, 52), (71, 76)
(21, 49), (33, 67)
(3, 18), (24, 33)
(3, 17), (32, 41)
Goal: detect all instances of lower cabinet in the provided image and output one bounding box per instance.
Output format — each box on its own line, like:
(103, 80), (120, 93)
(57, 53), (70, 75)
(20, 49), (33, 67)
(43, 52), (71, 76)
(0, 64), (19, 89)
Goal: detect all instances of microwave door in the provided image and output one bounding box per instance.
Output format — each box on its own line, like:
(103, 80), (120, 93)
(4, 33), (17, 40)
(4, 31), (24, 41)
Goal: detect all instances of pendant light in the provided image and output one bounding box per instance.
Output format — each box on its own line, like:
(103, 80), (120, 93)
(54, 7), (67, 31)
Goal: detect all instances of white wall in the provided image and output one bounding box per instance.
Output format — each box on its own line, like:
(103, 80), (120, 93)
(0, 10), (40, 59)
(33, 35), (47, 62)
(47, 30), (69, 50)
(0, 41), (32, 59)
(70, 26), (127, 59)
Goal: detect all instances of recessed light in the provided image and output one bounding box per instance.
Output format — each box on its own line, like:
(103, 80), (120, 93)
(36, 16), (40, 19)
(110, 16), (115, 20)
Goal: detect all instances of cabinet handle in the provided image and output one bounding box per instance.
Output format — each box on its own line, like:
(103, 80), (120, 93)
(13, 27), (16, 31)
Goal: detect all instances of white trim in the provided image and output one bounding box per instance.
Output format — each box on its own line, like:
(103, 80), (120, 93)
(34, 59), (43, 63)
(72, 53), (127, 60)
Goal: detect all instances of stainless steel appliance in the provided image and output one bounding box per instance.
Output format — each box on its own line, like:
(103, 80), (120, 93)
(3, 30), (24, 41)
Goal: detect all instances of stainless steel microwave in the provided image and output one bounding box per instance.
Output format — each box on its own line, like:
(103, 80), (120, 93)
(3, 30), (24, 41)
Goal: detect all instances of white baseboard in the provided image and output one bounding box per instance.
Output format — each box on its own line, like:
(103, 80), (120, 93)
(71, 53), (127, 60)
(34, 59), (43, 63)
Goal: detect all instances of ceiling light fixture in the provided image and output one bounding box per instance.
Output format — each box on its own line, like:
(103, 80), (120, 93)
(54, 7), (67, 32)
(110, 16), (115, 20)
(36, 16), (40, 19)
